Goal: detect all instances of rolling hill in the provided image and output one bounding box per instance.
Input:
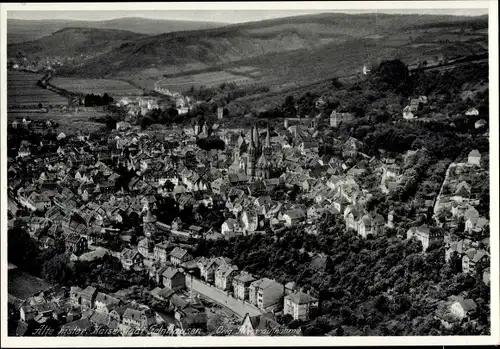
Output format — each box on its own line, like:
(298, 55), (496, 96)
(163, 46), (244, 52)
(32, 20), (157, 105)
(8, 27), (149, 58)
(8, 12), (488, 97)
(59, 13), (488, 78)
(7, 17), (228, 44)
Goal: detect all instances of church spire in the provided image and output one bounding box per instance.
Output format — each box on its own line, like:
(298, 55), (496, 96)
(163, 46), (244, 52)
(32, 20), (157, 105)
(265, 123), (271, 148)
(253, 124), (259, 149)
(249, 126), (255, 149)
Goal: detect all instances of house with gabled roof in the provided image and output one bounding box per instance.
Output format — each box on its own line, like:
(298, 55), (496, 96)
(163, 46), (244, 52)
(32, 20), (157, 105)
(169, 247), (192, 266)
(239, 312), (300, 336)
(122, 306), (155, 330)
(282, 209), (306, 227)
(64, 233), (88, 256)
(454, 181), (471, 201)
(468, 150), (481, 166)
(198, 257), (231, 284)
(162, 267), (186, 291)
(284, 290), (319, 321)
(358, 213), (385, 239)
(435, 295), (478, 329)
(79, 286), (98, 310)
(153, 241), (171, 263)
(407, 224), (444, 252)
(462, 248), (489, 275)
(215, 264), (239, 291)
(120, 248), (144, 270)
(95, 292), (121, 314)
(232, 272), (257, 301)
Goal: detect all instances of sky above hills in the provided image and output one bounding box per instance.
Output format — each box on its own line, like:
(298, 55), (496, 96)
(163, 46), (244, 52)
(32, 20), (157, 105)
(8, 8), (489, 23)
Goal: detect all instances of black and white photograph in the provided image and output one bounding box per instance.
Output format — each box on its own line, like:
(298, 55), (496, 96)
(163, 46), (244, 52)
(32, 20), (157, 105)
(1, 1), (498, 346)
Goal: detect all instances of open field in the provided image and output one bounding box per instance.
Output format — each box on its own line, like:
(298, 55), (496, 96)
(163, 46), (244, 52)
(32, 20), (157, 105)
(50, 77), (143, 96)
(8, 108), (107, 135)
(8, 71), (69, 108)
(8, 269), (52, 301)
(156, 71), (255, 92)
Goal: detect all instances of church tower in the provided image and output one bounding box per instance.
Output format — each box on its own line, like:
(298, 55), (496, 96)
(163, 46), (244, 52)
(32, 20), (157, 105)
(263, 125), (272, 158)
(253, 124), (261, 158)
(247, 126), (257, 178)
(256, 153), (271, 179)
(143, 209), (157, 238)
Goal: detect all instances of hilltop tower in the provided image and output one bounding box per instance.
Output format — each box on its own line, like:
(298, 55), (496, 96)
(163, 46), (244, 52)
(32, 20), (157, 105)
(143, 209), (157, 238)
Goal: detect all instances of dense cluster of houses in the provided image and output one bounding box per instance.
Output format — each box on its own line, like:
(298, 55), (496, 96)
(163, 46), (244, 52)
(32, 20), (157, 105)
(7, 90), (490, 336)
(153, 84), (196, 115)
(15, 282), (209, 336)
(144, 244), (318, 322)
(432, 151), (490, 280)
(401, 95), (484, 126)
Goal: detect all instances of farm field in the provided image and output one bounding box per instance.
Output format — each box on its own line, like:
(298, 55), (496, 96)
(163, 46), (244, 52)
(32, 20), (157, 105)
(8, 108), (107, 135)
(8, 71), (69, 108)
(156, 70), (256, 93)
(50, 77), (143, 96)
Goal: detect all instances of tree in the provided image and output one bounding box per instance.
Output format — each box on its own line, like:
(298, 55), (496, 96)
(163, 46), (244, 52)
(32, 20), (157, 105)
(8, 227), (41, 276)
(282, 95), (296, 118)
(373, 59), (410, 95)
(331, 78), (343, 89)
(42, 253), (73, 284)
(196, 136), (225, 151)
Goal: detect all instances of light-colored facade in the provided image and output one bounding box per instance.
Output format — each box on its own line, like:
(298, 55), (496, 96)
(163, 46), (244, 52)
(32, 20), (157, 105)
(284, 291), (319, 321)
(249, 278), (284, 310)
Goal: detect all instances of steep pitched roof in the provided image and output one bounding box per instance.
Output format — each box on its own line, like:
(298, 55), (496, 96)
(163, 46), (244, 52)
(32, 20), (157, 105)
(162, 267), (183, 279)
(79, 286), (97, 299)
(95, 292), (120, 306)
(468, 149), (480, 157)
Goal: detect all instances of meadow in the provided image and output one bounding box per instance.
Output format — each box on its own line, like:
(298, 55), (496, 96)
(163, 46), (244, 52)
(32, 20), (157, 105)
(50, 77), (143, 96)
(8, 108), (107, 135)
(8, 71), (69, 108)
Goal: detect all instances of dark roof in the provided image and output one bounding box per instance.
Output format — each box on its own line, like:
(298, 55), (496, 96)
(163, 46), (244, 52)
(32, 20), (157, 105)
(162, 267), (183, 279)
(110, 305), (128, 317)
(169, 247), (188, 259)
(158, 288), (176, 299)
(245, 313), (281, 332)
(65, 317), (93, 331)
(95, 292), (120, 306)
(79, 286), (97, 299)
(286, 291), (318, 305)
